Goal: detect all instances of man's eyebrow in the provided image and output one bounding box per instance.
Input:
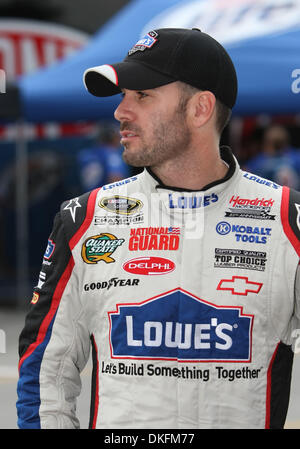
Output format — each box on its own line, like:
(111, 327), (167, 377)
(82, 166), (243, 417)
(121, 87), (158, 93)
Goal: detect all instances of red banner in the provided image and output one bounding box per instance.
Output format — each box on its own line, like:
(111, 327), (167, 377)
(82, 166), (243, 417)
(0, 19), (93, 139)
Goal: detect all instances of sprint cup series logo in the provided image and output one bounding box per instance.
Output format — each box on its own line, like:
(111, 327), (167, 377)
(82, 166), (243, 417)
(99, 196), (143, 215)
(82, 233), (124, 264)
(108, 289), (253, 362)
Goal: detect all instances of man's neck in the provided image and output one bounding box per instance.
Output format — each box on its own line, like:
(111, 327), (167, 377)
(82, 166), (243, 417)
(150, 144), (228, 191)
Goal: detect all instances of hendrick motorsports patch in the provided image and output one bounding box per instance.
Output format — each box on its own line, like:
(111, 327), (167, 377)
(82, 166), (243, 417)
(81, 233), (124, 264)
(225, 195), (275, 220)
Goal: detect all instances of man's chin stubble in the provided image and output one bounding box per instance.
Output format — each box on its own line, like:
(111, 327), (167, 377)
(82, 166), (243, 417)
(122, 145), (158, 167)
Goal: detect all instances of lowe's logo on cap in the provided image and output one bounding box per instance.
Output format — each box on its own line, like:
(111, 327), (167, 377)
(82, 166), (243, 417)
(128, 30), (158, 55)
(108, 289), (253, 362)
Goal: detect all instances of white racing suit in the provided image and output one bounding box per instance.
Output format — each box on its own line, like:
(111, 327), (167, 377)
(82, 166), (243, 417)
(17, 148), (300, 429)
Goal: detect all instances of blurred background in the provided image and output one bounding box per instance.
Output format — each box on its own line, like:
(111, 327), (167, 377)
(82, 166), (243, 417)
(0, 0), (300, 429)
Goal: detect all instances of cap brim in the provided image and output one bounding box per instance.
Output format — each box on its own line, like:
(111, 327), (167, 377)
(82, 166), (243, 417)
(83, 61), (175, 97)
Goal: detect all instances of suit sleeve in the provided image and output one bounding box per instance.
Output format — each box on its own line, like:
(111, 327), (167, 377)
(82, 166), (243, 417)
(16, 211), (90, 429)
(283, 187), (300, 313)
(281, 187), (300, 347)
(288, 264), (300, 355)
(295, 265), (300, 315)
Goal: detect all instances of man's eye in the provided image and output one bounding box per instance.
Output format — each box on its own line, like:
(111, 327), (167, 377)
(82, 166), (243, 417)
(137, 91), (148, 99)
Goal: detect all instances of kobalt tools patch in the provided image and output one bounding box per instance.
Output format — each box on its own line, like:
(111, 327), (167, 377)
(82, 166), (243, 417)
(81, 233), (124, 264)
(216, 222), (272, 244)
(108, 288), (253, 361)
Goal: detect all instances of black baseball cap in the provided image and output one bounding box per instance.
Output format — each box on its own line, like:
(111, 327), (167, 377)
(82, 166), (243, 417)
(83, 28), (237, 109)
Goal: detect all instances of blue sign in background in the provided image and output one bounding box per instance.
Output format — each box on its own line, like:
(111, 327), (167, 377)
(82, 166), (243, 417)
(16, 0), (300, 122)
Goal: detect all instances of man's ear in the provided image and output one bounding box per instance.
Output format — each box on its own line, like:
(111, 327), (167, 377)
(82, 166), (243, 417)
(188, 90), (216, 128)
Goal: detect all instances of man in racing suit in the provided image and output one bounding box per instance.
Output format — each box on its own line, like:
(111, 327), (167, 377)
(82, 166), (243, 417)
(17, 28), (300, 429)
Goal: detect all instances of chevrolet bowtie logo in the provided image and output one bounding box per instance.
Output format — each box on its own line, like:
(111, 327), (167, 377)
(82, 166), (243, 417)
(217, 276), (263, 296)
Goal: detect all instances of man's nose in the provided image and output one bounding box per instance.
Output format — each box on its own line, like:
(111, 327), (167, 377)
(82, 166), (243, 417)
(114, 94), (135, 122)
